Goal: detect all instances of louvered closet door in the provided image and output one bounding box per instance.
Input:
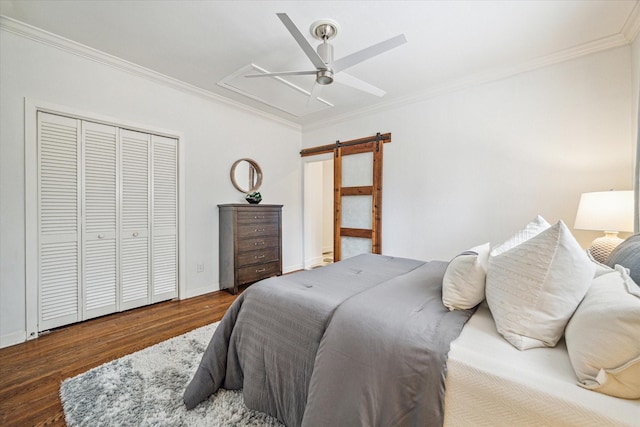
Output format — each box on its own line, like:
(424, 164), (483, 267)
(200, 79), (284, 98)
(120, 129), (151, 310)
(38, 112), (81, 330)
(82, 121), (118, 320)
(151, 135), (178, 302)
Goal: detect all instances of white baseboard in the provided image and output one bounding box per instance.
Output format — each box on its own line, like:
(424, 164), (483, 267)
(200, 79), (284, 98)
(181, 265), (305, 301)
(303, 257), (324, 270)
(285, 263), (304, 273)
(0, 330), (27, 349)
(183, 282), (220, 299)
(322, 245), (333, 253)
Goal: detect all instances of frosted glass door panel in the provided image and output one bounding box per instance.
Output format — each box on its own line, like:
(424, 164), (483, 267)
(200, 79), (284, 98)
(341, 152), (373, 187)
(341, 237), (372, 259)
(341, 196), (372, 229)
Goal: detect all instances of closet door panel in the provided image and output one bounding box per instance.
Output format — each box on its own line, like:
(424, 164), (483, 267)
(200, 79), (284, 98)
(151, 135), (178, 302)
(82, 121), (117, 319)
(120, 130), (150, 310)
(38, 112), (81, 330)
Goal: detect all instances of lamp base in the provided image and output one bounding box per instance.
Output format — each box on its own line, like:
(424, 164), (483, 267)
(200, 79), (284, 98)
(588, 232), (624, 263)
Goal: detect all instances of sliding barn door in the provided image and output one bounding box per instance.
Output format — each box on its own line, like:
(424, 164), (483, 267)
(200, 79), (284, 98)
(334, 139), (383, 261)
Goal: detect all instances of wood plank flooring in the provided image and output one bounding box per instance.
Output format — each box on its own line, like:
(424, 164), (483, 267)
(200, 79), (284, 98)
(0, 290), (238, 427)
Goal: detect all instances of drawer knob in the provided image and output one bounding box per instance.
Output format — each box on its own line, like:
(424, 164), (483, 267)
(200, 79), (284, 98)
(255, 254), (266, 259)
(256, 268), (266, 273)
(132, 232), (139, 237)
(254, 241), (265, 246)
(98, 234), (105, 239)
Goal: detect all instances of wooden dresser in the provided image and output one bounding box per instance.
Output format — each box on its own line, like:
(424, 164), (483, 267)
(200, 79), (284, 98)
(218, 204), (283, 294)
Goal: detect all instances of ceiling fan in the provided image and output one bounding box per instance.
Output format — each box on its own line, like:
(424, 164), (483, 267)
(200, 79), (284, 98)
(246, 13), (407, 104)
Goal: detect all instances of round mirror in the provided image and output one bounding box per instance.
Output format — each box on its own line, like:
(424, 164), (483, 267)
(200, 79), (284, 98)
(230, 158), (263, 194)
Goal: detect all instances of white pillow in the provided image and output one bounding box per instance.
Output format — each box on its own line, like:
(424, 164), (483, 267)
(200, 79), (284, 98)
(442, 243), (490, 310)
(585, 249), (615, 278)
(490, 214), (550, 257)
(486, 220), (595, 350)
(565, 265), (640, 399)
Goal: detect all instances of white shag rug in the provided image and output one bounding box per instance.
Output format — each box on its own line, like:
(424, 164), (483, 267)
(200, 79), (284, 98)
(60, 323), (284, 427)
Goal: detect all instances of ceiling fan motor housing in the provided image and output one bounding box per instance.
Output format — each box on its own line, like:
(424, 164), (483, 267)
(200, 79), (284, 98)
(316, 69), (334, 85)
(315, 42), (334, 84)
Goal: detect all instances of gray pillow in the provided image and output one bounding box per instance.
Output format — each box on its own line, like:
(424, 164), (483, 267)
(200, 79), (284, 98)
(607, 234), (640, 285)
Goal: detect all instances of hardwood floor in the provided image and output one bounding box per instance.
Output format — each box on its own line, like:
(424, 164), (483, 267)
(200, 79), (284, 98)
(0, 290), (238, 426)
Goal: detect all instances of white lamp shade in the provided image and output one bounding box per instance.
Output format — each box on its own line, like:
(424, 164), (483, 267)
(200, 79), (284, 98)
(574, 190), (634, 232)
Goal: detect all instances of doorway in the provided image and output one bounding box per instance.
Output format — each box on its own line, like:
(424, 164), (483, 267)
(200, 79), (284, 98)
(301, 132), (390, 269)
(303, 157), (334, 269)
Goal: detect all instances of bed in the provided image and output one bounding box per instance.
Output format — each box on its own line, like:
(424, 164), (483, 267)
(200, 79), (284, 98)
(443, 302), (639, 426)
(184, 218), (640, 427)
(184, 253), (475, 426)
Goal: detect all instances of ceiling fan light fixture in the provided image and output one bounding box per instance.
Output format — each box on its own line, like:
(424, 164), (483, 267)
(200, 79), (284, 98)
(316, 69), (334, 85)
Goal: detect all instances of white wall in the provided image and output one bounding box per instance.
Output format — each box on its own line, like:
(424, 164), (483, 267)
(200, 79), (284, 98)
(322, 159), (334, 252)
(632, 32), (640, 232)
(303, 161), (323, 268)
(0, 27), (303, 347)
(303, 46), (635, 261)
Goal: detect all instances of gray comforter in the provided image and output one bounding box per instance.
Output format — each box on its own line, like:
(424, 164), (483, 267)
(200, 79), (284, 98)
(184, 254), (474, 426)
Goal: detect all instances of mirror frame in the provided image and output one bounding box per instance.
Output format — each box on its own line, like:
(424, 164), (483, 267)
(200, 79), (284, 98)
(230, 158), (263, 194)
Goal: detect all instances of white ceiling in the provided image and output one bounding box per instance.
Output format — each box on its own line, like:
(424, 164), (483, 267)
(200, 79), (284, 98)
(1, 0), (639, 127)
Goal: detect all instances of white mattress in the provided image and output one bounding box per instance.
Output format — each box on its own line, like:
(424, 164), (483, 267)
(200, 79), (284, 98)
(443, 302), (640, 426)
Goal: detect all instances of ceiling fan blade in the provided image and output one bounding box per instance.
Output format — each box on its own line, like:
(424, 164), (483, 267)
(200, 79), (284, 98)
(332, 34), (407, 73)
(277, 13), (327, 70)
(307, 82), (322, 107)
(337, 72), (386, 97)
(246, 70), (317, 78)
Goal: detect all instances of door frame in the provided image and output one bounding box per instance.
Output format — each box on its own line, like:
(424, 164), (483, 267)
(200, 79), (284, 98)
(24, 98), (186, 340)
(301, 133), (391, 264)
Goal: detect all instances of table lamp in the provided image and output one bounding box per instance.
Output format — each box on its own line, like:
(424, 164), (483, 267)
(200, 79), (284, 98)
(574, 190), (634, 263)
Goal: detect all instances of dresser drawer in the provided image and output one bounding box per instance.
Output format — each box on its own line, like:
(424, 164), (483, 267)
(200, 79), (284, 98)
(236, 235), (279, 252)
(237, 222), (279, 238)
(237, 211), (280, 224)
(236, 261), (280, 285)
(237, 247), (279, 266)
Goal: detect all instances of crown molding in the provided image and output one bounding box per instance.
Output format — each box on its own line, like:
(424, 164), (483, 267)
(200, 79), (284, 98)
(2, 11), (634, 134)
(622, 1), (640, 42)
(0, 16), (301, 131)
(303, 32), (632, 132)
